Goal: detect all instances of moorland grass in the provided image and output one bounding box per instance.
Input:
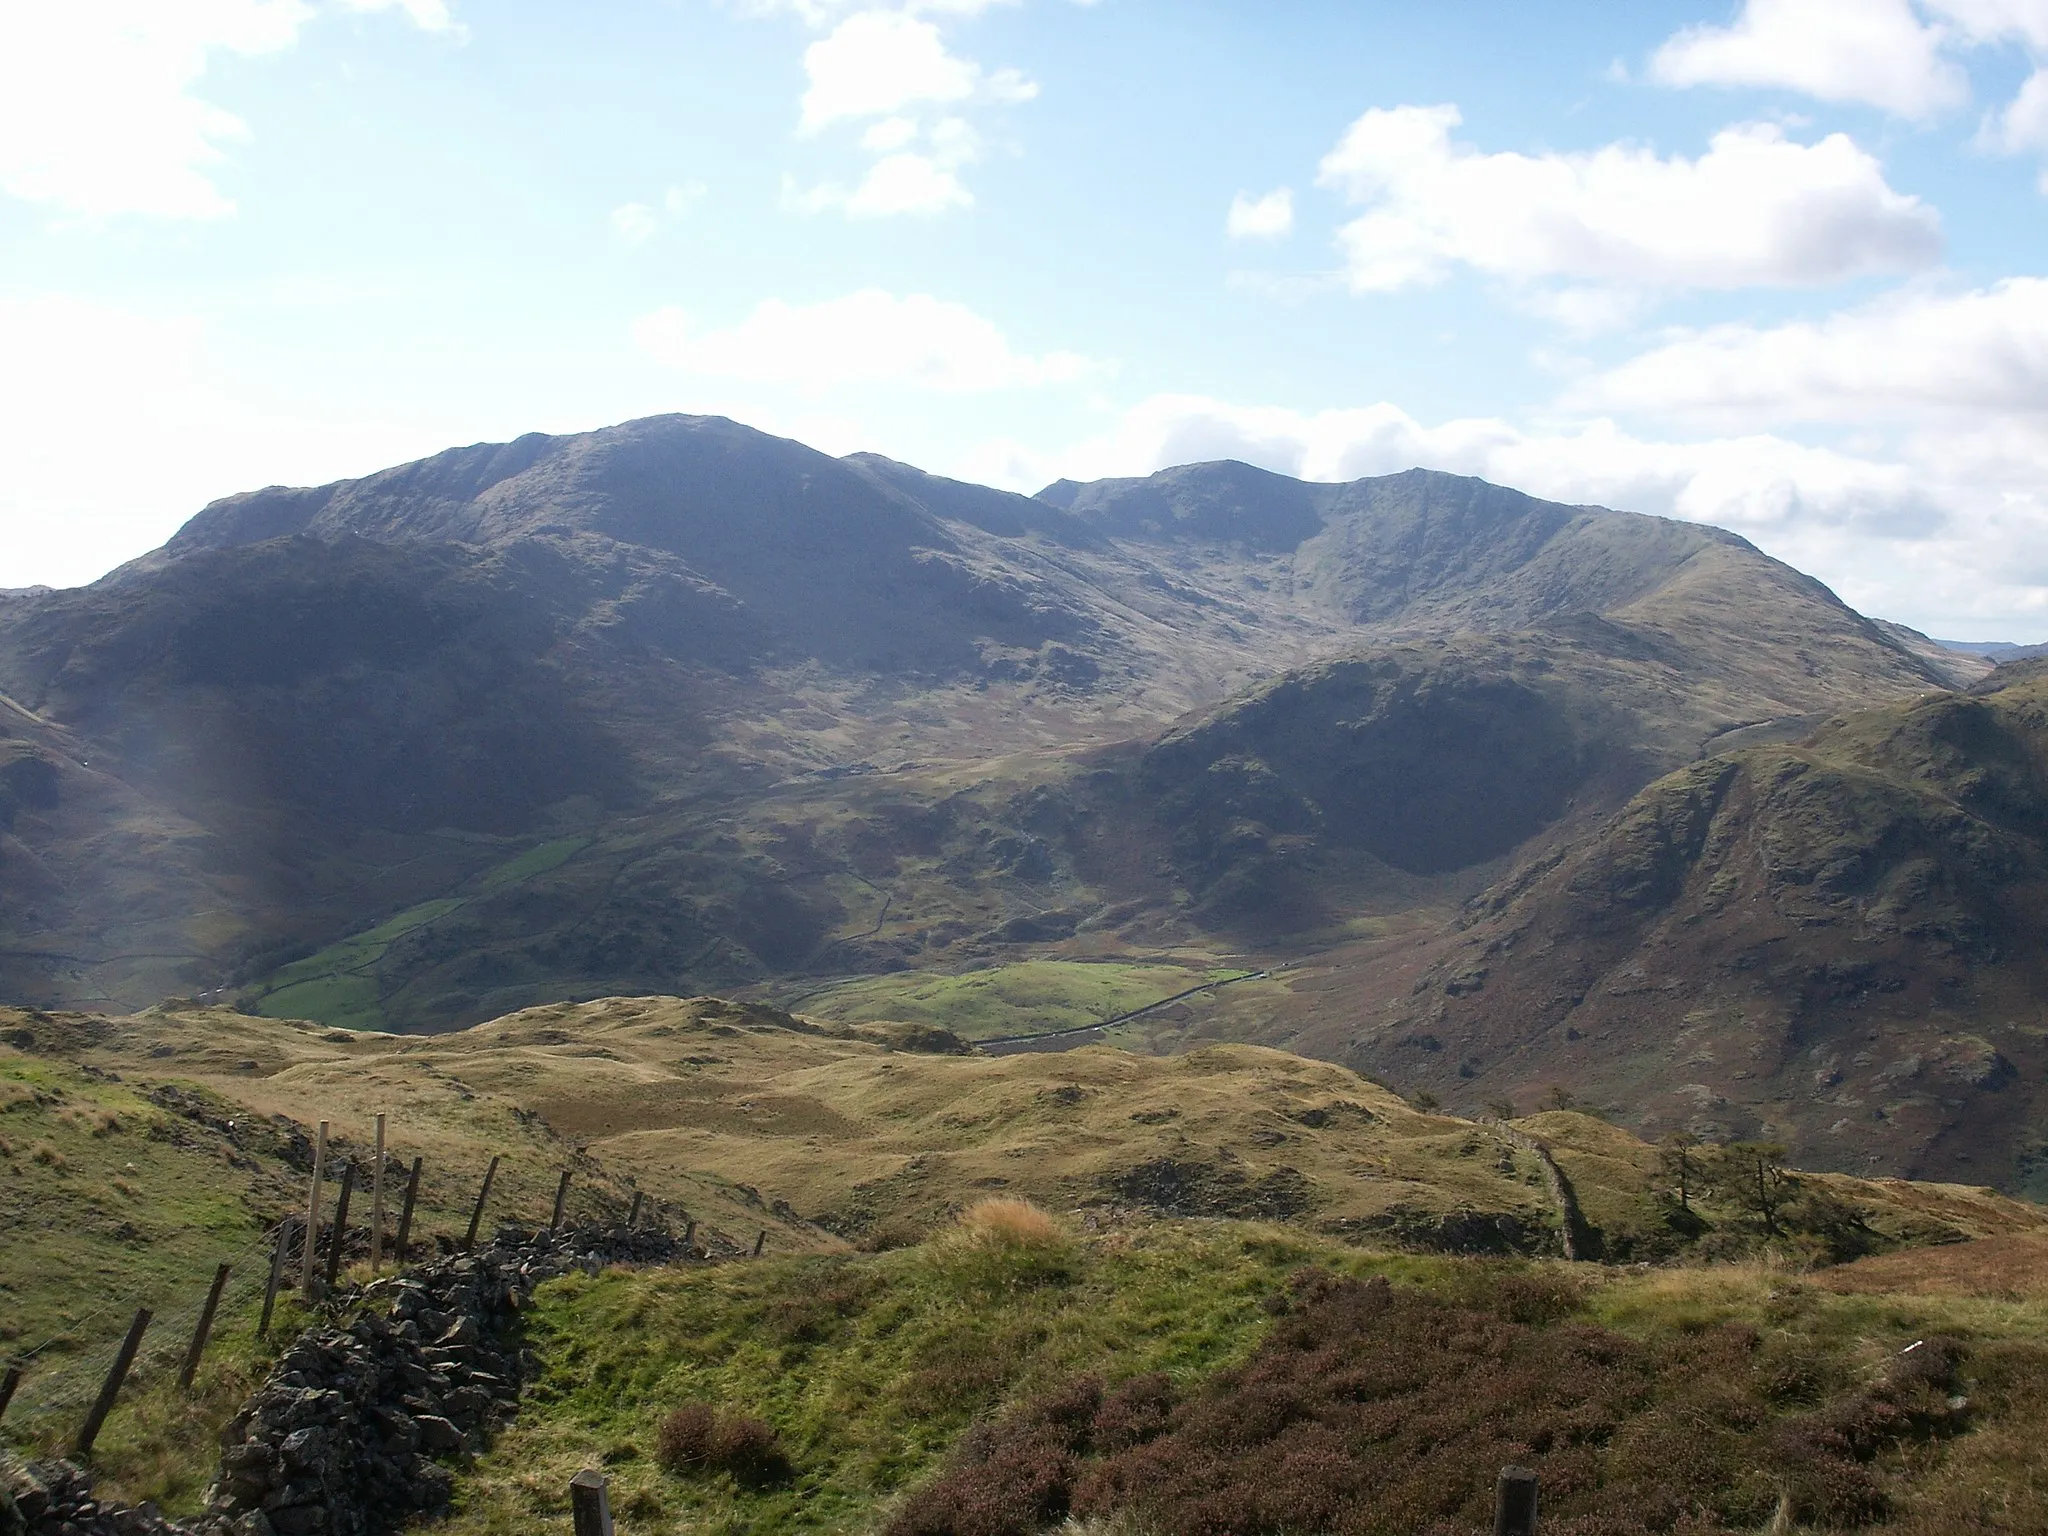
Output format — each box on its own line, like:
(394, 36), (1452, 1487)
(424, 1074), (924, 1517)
(443, 1226), (2048, 1536)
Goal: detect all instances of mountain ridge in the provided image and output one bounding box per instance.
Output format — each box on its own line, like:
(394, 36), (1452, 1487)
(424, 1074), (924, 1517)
(0, 412), (2015, 1185)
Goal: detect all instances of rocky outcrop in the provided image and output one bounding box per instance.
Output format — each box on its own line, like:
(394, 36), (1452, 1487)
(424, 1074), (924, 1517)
(2, 1223), (684, 1536)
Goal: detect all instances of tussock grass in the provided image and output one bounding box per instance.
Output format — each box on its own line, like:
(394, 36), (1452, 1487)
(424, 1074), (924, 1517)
(952, 1198), (1066, 1248)
(439, 1226), (2048, 1535)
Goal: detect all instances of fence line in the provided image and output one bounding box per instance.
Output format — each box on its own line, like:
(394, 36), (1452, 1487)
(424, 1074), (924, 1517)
(0, 1134), (721, 1451)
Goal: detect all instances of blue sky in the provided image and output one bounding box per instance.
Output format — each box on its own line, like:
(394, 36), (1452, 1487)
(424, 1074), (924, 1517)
(5, 1), (2048, 637)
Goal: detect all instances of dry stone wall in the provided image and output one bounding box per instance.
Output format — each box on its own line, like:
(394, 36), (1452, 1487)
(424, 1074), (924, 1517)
(3, 1224), (684, 1536)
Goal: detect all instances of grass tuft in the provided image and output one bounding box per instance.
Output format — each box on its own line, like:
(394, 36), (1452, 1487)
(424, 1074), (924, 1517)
(954, 1198), (1066, 1248)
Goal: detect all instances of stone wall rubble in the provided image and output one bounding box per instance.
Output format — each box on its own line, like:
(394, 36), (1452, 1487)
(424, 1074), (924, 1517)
(2, 1224), (685, 1536)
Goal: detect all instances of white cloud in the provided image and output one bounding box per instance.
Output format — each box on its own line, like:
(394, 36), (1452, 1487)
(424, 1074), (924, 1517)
(633, 290), (1100, 392)
(1226, 187), (1294, 240)
(1566, 278), (2048, 428)
(776, 7), (1037, 218)
(862, 115), (921, 152)
(1314, 106), (1940, 294)
(611, 202), (658, 244)
(337, 0), (463, 34)
(1926, 0), (2048, 47)
(0, 0), (458, 220)
(785, 153), (974, 215)
(739, 0), (1027, 22)
(799, 10), (1032, 131)
(1993, 67), (2048, 150)
(610, 182), (707, 243)
(1650, 0), (1964, 118)
(1648, 0), (2048, 151)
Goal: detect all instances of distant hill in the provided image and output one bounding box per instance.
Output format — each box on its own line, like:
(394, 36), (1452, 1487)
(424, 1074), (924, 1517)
(1339, 661), (2048, 1193)
(0, 412), (1997, 1181)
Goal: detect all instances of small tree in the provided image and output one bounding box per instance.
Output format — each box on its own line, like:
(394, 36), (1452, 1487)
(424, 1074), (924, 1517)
(1658, 1131), (1701, 1212)
(1719, 1141), (1793, 1236)
(1485, 1098), (1518, 1121)
(1543, 1084), (1577, 1112)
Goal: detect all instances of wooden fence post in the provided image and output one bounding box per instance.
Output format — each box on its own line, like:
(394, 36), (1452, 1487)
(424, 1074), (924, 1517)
(395, 1156), (423, 1262)
(371, 1113), (387, 1273)
(75, 1308), (152, 1458)
(569, 1468), (614, 1536)
(179, 1262), (232, 1389)
(753, 1229), (766, 1258)
(300, 1121), (328, 1301)
(551, 1170), (572, 1233)
(258, 1220), (290, 1339)
(463, 1155), (500, 1251)
(0, 1364), (21, 1427)
(323, 1161), (357, 1294)
(1494, 1465), (1539, 1536)
(626, 1191), (644, 1229)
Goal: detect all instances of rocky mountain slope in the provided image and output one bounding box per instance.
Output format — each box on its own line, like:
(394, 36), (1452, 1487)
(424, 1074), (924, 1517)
(1335, 663), (2048, 1193)
(1, 412), (2025, 1185)
(0, 415), (1949, 1015)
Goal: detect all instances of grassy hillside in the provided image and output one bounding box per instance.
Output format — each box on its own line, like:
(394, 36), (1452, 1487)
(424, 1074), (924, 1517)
(4, 994), (2044, 1529)
(448, 1220), (2048, 1535)
(1353, 665), (2048, 1191)
(6, 996), (2038, 1388)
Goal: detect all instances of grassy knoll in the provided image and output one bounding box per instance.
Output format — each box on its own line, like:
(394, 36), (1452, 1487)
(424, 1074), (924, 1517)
(788, 961), (1255, 1041)
(446, 1219), (2048, 1535)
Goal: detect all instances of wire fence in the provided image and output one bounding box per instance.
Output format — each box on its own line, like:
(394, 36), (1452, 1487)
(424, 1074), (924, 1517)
(4, 1219), (286, 1424)
(0, 1136), (714, 1454)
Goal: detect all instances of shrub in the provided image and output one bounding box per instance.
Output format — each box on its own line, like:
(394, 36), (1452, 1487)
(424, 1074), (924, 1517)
(656, 1403), (792, 1489)
(654, 1403), (715, 1471)
(710, 1413), (792, 1489)
(892, 1267), (1978, 1536)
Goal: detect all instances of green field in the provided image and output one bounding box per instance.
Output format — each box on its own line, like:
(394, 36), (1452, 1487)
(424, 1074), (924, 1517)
(248, 897), (467, 1030)
(790, 960), (1252, 1041)
(247, 837), (595, 1030)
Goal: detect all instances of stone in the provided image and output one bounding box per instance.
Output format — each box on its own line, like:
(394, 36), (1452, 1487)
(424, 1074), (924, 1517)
(412, 1417), (465, 1455)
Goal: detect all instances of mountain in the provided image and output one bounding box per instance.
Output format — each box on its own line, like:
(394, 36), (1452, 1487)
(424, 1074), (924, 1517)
(0, 411), (1998, 1181)
(1333, 661), (2048, 1193)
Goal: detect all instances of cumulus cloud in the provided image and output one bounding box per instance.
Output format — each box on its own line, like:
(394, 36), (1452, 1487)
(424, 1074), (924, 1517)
(1993, 67), (2048, 150)
(1314, 106), (1941, 294)
(0, 0), (457, 220)
(1651, 0), (1964, 118)
(611, 202), (658, 244)
(786, 153), (974, 215)
(780, 8), (1036, 218)
(1648, 0), (2048, 171)
(610, 182), (707, 243)
(799, 10), (1032, 130)
(1566, 278), (2048, 428)
(1226, 188), (1294, 240)
(633, 289), (1099, 391)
